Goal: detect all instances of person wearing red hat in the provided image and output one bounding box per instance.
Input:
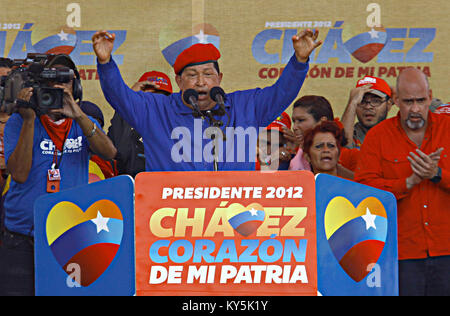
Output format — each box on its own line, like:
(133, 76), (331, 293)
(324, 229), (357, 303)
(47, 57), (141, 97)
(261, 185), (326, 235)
(107, 70), (173, 177)
(92, 29), (321, 171)
(341, 76), (394, 150)
(131, 71), (173, 95)
(256, 112), (295, 171)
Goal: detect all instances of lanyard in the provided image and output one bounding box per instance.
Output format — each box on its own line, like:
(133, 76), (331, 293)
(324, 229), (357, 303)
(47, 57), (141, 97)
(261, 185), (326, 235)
(50, 127), (71, 171)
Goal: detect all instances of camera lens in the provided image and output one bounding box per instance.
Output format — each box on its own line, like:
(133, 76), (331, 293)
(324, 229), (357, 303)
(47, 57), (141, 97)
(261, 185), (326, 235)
(40, 91), (54, 107)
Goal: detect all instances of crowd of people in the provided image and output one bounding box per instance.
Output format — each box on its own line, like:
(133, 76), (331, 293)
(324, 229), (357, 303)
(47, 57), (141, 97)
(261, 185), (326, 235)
(0, 27), (448, 296)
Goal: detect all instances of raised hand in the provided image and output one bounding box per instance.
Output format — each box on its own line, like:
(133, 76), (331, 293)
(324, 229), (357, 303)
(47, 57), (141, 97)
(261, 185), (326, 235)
(348, 84), (374, 107)
(292, 29), (322, 63)
(91, 30), (116, 64)
(131, 81), (161, 92)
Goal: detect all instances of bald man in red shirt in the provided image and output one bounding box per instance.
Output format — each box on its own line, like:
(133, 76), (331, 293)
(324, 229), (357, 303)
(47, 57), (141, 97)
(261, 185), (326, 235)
(355, 68), (450, 296)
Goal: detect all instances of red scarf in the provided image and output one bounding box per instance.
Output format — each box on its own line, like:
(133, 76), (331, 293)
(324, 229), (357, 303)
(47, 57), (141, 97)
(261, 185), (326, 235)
(40, 115), (73, 152)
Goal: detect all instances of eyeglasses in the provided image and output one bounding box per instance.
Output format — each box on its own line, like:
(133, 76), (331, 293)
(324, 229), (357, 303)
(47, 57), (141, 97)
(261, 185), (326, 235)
(358, 97), (387, 108)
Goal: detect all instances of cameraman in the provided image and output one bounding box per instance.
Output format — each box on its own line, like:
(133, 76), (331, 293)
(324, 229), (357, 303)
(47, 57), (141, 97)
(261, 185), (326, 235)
(0, 58), (13, 180)
(0, 57), (13, 240)
(0, 55), (116, 296)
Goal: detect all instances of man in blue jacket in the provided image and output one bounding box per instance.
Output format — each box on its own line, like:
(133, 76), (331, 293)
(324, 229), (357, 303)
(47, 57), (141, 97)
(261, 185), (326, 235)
(92, 29), (321, 171)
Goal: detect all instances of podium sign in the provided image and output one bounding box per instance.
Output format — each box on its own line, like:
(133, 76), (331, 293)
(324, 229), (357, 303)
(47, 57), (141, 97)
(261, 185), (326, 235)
(135, 171), (317, 296)
(315, 174), (398, 296)
(34, 176), (135, 296)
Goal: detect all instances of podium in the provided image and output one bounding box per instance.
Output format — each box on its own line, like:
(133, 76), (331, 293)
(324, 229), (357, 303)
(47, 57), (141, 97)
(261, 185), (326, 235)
(34, 172), (398, 296)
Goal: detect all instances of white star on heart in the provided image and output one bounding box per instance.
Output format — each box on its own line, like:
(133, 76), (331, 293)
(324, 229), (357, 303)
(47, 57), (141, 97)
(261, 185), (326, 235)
(361, 208), (377, 230)
(368, 28), (379, 39)
(91, 211), (110, 233)
(194, 29), (208, 43)
(57, 29), (69, 41)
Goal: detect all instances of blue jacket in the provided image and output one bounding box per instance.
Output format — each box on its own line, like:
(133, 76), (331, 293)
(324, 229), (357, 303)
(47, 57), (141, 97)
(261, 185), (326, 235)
(97, 55), (308, 171)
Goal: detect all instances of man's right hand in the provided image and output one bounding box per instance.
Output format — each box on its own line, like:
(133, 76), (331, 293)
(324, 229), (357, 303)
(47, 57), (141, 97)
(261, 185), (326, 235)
(131, 81), (161, 92)
(16, 87), (36, 121)
(92, 30), (116, 64)
(348, 84), (373, 107)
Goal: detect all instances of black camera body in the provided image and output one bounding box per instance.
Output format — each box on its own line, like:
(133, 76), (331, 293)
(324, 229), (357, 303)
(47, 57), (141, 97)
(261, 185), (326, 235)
(0, 54), (76, 115)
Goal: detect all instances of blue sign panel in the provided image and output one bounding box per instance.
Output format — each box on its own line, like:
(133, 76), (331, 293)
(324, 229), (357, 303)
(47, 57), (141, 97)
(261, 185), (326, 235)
(34, 175), (135, 296)
(316, 174), (398, 296)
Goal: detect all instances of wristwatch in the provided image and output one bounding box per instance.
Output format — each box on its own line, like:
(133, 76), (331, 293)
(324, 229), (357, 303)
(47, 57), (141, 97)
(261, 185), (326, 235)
(430, 167), (442, 183)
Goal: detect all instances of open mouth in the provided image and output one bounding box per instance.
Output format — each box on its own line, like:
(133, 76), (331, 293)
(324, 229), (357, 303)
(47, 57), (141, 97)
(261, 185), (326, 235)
(320, 156), (333, 162)
(197, 91), (208, 100)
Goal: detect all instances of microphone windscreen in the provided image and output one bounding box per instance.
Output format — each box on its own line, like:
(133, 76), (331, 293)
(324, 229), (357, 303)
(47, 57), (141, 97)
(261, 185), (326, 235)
(183, 89), (198, 104)
(27, 62), (44, 74)
(210, 86), (225, 101)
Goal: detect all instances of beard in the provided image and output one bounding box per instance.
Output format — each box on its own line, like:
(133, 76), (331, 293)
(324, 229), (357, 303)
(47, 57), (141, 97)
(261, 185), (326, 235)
(406, 113), (426, 130)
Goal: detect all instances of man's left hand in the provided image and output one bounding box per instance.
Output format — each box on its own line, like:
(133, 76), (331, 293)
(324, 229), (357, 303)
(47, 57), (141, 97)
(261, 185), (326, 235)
(407, 148), (442, 180)
(292, 29), (322, 63)
(48, 84), (83, 119)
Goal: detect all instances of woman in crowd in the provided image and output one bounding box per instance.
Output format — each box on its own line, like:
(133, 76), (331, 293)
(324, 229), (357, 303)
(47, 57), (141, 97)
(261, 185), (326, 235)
(302, 120), (343, 177)
(287, 95), (356, 179)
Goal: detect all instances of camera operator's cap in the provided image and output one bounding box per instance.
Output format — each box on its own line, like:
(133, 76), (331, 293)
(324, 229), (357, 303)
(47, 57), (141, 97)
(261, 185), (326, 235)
(45, 54), (77, 71)
(356, 76), (392, 98)
(266, 112), (292, 132)
(173, 43), (221, 75)
(138, 71), (173, 94)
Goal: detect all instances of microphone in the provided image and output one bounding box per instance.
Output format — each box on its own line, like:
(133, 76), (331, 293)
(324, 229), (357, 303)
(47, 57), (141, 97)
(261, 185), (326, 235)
(183, 89), (203, 118)
(27, 62), (44, 74)
(209, 86), (230, 139)
(210, 86), (226, 115)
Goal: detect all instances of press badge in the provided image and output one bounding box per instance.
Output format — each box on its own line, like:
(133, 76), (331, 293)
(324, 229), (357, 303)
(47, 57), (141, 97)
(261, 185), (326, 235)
(47, 168), (61, 193)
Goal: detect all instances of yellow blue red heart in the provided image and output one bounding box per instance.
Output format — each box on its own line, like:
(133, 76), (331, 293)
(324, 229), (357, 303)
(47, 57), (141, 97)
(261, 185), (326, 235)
(227, 203), (266, 237)
(46, 200), (123, 287)
(343, 26), (387, 63)
(325, 197), (387, 282)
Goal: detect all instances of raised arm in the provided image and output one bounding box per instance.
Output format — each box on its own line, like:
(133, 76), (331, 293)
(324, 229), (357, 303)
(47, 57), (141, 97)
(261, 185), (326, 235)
(248, 29), (323, 127)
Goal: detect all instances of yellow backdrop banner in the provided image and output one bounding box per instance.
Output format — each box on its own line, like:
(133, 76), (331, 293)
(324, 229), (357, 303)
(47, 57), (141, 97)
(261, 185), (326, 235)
(1, 0), (448, 127)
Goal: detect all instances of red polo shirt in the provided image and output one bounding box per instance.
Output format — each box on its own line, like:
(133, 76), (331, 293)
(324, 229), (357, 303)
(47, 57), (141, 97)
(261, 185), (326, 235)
(355, 112), (450, 260)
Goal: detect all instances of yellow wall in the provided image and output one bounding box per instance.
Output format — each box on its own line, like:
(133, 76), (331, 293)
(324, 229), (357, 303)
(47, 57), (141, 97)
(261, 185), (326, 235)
(1, 0), (448, 127)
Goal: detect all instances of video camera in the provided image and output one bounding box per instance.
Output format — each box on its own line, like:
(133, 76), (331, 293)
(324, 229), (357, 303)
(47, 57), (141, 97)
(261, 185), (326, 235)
(0, 53), (76, 115)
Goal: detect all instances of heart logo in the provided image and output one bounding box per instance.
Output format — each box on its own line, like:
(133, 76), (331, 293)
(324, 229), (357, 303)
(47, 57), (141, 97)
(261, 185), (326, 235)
(226, 202), (266, 237)
(32, 25), (77, 55)
(46, 200), (124, 287)
(343, 26), (387, 63)
(324, 197), (387, 282)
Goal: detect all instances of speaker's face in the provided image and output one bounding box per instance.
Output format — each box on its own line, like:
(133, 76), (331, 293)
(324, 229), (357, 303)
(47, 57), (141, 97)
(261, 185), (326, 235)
(176, 62), (223, 111)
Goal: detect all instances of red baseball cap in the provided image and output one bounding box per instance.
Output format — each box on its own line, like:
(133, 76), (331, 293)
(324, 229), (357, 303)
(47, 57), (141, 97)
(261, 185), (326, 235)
(138, 71), (173, 94)
(266, 112), (292, 131)
(435, 103), (450, 115)
(173, 43), (221, 75)
(356, 76), (392, 98)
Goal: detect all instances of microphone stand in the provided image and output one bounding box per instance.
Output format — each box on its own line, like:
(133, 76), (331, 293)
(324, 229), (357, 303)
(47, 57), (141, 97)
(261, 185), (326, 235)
(205, 110), (224, 172)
